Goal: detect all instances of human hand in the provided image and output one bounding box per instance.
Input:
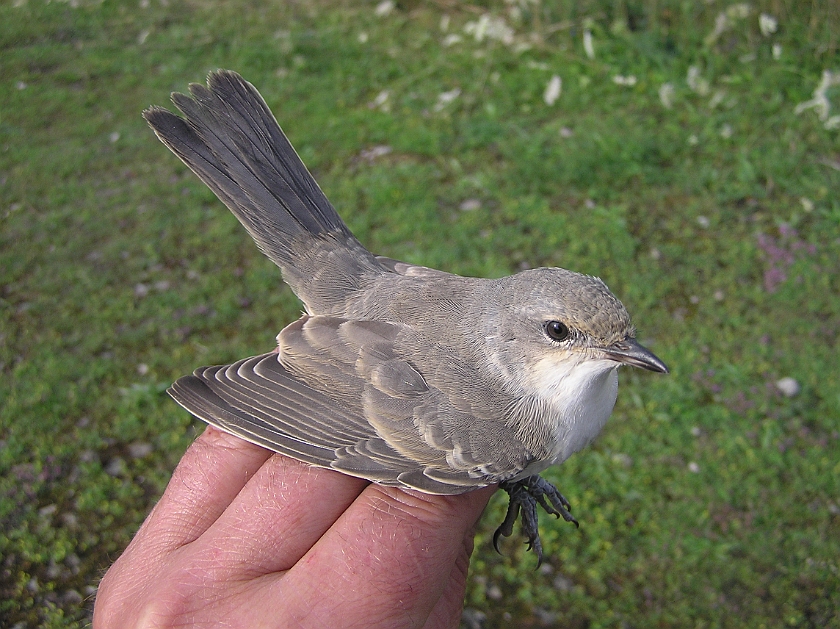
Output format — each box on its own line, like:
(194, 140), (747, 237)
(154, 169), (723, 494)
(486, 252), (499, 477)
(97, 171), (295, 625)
(93, 426), (495, 629)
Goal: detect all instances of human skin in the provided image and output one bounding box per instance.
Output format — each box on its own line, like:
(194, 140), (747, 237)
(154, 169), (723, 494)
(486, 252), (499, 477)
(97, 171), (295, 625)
(93, 426), (495, 629)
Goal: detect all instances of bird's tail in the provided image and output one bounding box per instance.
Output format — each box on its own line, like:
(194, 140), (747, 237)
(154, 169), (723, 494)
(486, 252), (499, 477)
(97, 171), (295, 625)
(143, 70), (381, 308)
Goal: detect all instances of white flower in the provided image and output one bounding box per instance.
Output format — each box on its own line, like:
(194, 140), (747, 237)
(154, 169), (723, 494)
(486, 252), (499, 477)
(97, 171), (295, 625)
(705, 12), (729, 46)
(359, 145), (392, 162)
(368, 90), (391, 112)
(434, 88), (461, 112)
(583, 29), (595, 59)
(687, 66), (710, 96)
(374, 0), (394, 17)
(659, 83), (675, 109)
(728, 3), (751, 19)
(705, 4), (751, 46)
(543, 75), (562, 105)
(464, 14), (514, 45)
(719, 124), (733, 138)
(795, 70), (840, 125)
(612, 74), (637, 86)
(775, 377), (800, 398)
(442, 34), (462, 46)
(772, 43), (782, 59)
(759, 13), (778, 37)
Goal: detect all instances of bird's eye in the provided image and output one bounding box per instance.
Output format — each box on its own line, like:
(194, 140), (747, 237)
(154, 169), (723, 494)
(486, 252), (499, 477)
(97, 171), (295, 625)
(545, 320), (570, 342)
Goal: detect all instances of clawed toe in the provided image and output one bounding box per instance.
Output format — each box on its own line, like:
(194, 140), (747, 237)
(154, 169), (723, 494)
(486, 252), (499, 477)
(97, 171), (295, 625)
(493, 475), (579, 566)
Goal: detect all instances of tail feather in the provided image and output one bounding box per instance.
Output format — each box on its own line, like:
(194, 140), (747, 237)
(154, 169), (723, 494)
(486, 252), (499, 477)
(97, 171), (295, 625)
(143, 70), (365, 273)
(143, 106), (263, 227)
(198, 72), (347, 236)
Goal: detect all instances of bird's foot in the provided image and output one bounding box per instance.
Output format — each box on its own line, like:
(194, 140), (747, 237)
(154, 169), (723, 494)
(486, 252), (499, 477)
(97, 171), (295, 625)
(493, 475), (579, 567)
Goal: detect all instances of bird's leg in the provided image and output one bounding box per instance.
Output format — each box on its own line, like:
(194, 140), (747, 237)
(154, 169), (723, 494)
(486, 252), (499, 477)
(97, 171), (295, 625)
(493, 475), (579, 566)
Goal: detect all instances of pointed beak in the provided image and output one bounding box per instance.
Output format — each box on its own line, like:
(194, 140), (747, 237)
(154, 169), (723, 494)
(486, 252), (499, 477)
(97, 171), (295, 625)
(603, 338), (669, 374)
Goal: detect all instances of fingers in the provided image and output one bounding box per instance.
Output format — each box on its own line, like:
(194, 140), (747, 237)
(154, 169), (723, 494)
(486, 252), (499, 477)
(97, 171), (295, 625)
(141, 426), (274, 548)
(95, 425), (497, 629)
(93, 427), (273, 628)
(184, 451), (369, 575)
(262, 484), (496, 629)
(422, 538), (476, 629)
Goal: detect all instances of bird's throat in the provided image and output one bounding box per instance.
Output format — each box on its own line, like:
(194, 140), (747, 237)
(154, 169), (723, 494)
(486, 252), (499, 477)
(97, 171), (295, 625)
(527, 355), (620, 467)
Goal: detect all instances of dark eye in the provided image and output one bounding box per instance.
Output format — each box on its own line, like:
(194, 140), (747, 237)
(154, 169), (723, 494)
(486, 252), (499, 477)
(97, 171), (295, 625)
(545, 320), (570, 342)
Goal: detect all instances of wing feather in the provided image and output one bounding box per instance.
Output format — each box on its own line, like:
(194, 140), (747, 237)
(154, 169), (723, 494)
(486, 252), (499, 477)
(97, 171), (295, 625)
(168, 371), (338, 466)
(169, 315), (533, 493)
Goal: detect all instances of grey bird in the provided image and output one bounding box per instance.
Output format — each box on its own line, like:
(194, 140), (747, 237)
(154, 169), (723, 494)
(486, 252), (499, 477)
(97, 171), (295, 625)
(144, 70), (668, 563)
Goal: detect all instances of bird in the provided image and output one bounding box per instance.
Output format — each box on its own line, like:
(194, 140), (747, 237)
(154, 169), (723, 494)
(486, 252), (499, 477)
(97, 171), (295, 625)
(143, 70), (668, 564)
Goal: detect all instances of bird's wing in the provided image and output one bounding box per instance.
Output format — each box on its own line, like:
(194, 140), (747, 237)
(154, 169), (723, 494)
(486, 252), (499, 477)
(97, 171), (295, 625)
(280, 315), (534, 486)
(170, 352), (447, 486)
(169, 355), (361, 467)
(170, 316), (532, 494)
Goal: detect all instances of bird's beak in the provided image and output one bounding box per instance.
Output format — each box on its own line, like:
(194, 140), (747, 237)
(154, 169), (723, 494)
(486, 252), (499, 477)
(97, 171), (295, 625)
(603, 338), (669, 374)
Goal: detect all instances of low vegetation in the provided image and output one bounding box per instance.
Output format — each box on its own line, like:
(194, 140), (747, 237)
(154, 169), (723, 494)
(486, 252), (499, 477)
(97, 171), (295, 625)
(1, 1), (838, 626)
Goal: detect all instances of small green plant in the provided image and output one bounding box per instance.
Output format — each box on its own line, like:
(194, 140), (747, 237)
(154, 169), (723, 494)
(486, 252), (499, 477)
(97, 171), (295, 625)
(1, 1), (838, 626)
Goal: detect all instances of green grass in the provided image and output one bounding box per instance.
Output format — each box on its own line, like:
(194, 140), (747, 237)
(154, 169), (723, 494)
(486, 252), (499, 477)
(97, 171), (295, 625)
(1, 0), (839, 626)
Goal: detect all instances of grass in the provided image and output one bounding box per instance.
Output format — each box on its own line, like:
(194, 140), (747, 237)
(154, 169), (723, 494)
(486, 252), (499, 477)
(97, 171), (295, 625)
(1, 0), (839, 626)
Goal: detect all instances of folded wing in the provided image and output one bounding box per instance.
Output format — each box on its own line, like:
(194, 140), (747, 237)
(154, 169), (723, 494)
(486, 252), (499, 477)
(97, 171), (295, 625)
(169, 315), (532, 494)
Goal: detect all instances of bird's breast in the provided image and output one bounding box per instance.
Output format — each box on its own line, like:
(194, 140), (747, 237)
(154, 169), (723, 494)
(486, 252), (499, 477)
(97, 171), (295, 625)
(522, 355), (620, 472)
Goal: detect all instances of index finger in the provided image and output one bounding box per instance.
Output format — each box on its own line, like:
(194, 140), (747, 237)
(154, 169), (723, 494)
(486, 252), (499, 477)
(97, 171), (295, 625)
(134, 426), (273, 551)
(268, 484), (496, 628)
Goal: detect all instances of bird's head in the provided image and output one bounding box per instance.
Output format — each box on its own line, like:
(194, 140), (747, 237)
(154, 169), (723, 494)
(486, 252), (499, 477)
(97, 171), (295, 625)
(487, 267), (668, 384)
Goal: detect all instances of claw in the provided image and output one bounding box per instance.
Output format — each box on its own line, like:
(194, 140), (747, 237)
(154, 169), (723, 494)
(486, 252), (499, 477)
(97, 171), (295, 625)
(493, 498), (520, 553)
(532, 478), (579, 527)
(493, 475), (580, 565)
